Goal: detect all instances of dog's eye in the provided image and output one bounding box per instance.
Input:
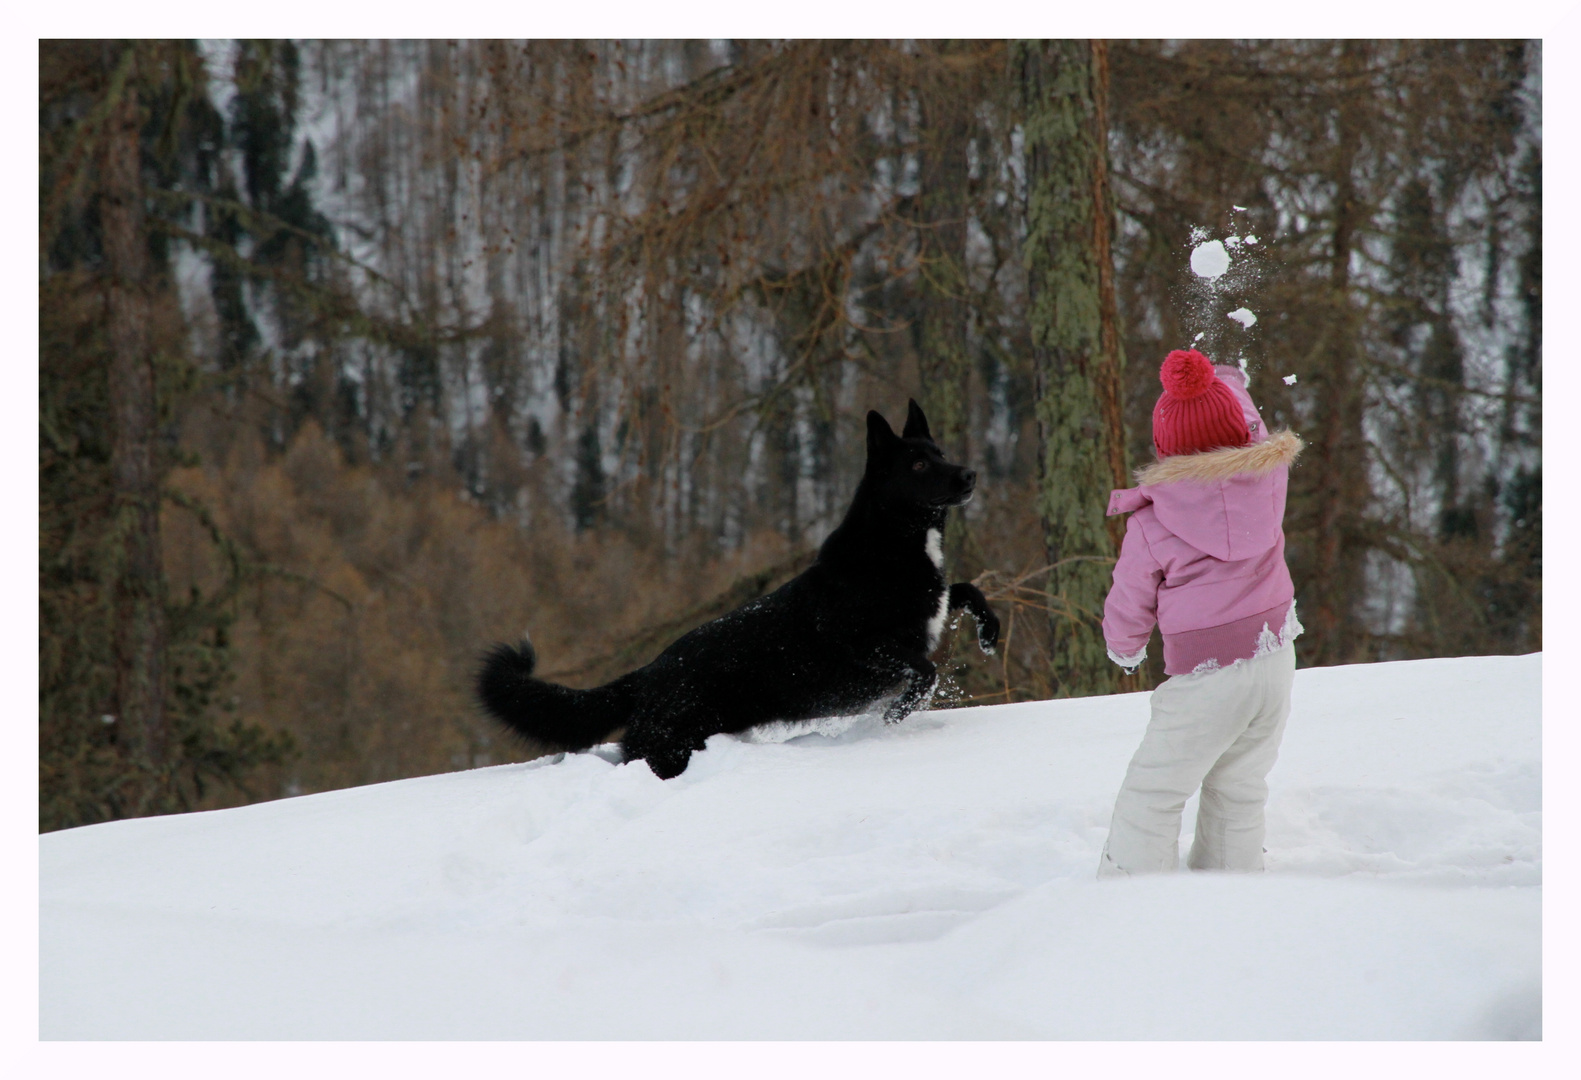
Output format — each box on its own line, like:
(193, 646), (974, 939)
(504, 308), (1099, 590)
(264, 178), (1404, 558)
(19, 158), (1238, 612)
(911, 460), (927, 472)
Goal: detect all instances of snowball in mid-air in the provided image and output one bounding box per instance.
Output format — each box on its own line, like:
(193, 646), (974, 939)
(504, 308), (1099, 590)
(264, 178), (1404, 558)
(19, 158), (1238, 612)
(1227, 307), (1257, 328)
(1190, 240), (1231, 279)
(1283, 374), (1298, 386)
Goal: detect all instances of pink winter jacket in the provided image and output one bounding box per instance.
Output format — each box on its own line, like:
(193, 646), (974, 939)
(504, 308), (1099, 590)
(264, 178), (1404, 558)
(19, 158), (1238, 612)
(1102, 367), (1304, 677)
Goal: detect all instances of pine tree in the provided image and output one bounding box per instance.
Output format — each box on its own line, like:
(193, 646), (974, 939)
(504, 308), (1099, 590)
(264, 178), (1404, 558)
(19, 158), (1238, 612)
(99, 46), (171, 797)
(40, 41), (294, 830)
(1016, 40), (1129, 697)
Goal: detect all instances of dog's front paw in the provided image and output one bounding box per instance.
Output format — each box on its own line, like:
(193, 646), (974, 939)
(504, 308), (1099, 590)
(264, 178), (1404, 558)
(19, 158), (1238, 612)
(976, 610), (1001, 655)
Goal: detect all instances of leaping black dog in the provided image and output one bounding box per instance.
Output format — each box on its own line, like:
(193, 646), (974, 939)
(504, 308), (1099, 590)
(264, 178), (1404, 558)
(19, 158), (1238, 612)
(477, 400), (999, 779)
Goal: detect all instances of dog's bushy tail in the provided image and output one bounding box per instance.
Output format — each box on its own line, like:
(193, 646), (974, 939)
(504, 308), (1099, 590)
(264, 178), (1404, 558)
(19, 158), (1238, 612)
(476, 639), (632, 751)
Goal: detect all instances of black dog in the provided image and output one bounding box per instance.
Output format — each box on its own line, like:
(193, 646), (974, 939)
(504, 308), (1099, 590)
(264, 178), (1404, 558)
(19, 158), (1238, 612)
(477, 401), (999, 779)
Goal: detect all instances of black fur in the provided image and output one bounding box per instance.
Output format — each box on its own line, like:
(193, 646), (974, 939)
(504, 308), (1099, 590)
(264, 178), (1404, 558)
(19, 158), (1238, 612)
(476, 400), (1000, 779)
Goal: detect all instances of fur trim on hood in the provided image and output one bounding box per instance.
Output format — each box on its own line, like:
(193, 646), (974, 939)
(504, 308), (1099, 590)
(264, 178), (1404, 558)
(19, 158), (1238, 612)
(1134, 430), (1303, 487)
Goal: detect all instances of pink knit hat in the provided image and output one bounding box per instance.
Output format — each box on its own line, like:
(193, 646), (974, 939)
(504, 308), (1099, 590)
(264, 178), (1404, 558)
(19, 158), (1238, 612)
(1151, 349), (1251, 457)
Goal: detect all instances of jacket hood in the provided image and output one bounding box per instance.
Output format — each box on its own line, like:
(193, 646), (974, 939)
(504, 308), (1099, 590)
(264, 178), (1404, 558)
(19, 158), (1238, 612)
(1108, 430), (1303, 561)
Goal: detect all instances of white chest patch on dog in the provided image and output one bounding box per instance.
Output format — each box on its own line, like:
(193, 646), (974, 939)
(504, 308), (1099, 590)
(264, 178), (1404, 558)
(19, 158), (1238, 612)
(923, 528), (948, 650)
(925, 587), (950, 651)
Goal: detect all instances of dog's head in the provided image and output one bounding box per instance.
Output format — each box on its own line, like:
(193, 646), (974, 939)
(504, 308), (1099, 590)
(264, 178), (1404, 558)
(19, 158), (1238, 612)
(864, 400), (977, 513)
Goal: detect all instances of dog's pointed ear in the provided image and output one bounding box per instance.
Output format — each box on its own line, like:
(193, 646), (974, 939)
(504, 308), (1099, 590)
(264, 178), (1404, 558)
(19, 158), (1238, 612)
(866, 410), (899, 455)
(902, 399), (932, 441)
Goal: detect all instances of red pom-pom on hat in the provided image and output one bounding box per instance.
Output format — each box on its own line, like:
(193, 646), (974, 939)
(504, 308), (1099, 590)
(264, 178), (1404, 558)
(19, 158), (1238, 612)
(1160, 349), (1216, 399)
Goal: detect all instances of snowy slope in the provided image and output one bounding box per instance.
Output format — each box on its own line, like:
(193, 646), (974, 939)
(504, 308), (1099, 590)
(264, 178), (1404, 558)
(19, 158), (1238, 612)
(40, 654), (1540, 1040)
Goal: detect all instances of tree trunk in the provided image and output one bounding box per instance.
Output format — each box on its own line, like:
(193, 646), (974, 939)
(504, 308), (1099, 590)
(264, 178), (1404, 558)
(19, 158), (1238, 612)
(101, 45), (169, 787)
(1018, 39), (1129, 698)
(1087, 42), (1129, 523)
(913, 49), (975, 574)
(1305, 41), (1371, 667)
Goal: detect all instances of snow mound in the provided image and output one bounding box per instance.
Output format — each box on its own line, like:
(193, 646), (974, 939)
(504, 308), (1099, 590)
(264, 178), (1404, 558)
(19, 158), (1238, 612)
(40, 654), (1541, 1039)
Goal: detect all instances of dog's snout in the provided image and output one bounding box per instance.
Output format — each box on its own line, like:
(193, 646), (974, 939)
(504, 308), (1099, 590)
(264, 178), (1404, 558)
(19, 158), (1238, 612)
(962, 468), (977, 487)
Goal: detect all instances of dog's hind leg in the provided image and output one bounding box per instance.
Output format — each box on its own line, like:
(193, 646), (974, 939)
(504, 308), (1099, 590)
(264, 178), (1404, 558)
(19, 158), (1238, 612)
(948, 582), (1000, 655)
(883, 654), (938, 724)
(641, 744), (696, 780)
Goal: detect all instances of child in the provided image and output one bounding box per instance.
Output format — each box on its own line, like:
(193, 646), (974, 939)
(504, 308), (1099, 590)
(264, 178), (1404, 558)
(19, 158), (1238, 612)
(1098, 348), (1303, 878)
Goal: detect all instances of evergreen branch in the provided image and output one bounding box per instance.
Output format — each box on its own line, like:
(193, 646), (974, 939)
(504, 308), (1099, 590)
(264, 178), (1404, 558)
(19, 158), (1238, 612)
(484, 47), (799, 176)
(146, 187), (404, 299)
(1360, 353), (1544, 407)
(1350, 520), (1489, 628)
(164, 487), (353, 612)
(162, 488), (245, 605)
(250, 563), (355, 612)
(148, 219), (494, 351)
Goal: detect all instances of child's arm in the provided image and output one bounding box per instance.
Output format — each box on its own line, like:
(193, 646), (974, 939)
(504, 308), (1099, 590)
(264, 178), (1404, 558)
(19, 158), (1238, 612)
(1102, 514), (1162, 674)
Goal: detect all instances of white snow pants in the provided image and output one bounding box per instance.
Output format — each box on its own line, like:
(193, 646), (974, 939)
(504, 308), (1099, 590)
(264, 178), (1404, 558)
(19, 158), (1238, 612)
(1098, 641), (1295, 878)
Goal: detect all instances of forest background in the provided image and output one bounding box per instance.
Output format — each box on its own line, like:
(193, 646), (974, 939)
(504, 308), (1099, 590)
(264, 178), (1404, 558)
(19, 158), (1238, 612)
(39, 39), (1541, 831)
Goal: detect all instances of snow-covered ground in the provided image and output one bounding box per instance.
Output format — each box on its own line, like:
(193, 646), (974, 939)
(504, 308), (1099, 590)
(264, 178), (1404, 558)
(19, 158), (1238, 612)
(41, 654), (1540, 1040)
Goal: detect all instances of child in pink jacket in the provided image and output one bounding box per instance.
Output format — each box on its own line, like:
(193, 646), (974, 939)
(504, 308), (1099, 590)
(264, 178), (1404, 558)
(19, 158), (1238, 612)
(1098, 349), (1303, 878)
